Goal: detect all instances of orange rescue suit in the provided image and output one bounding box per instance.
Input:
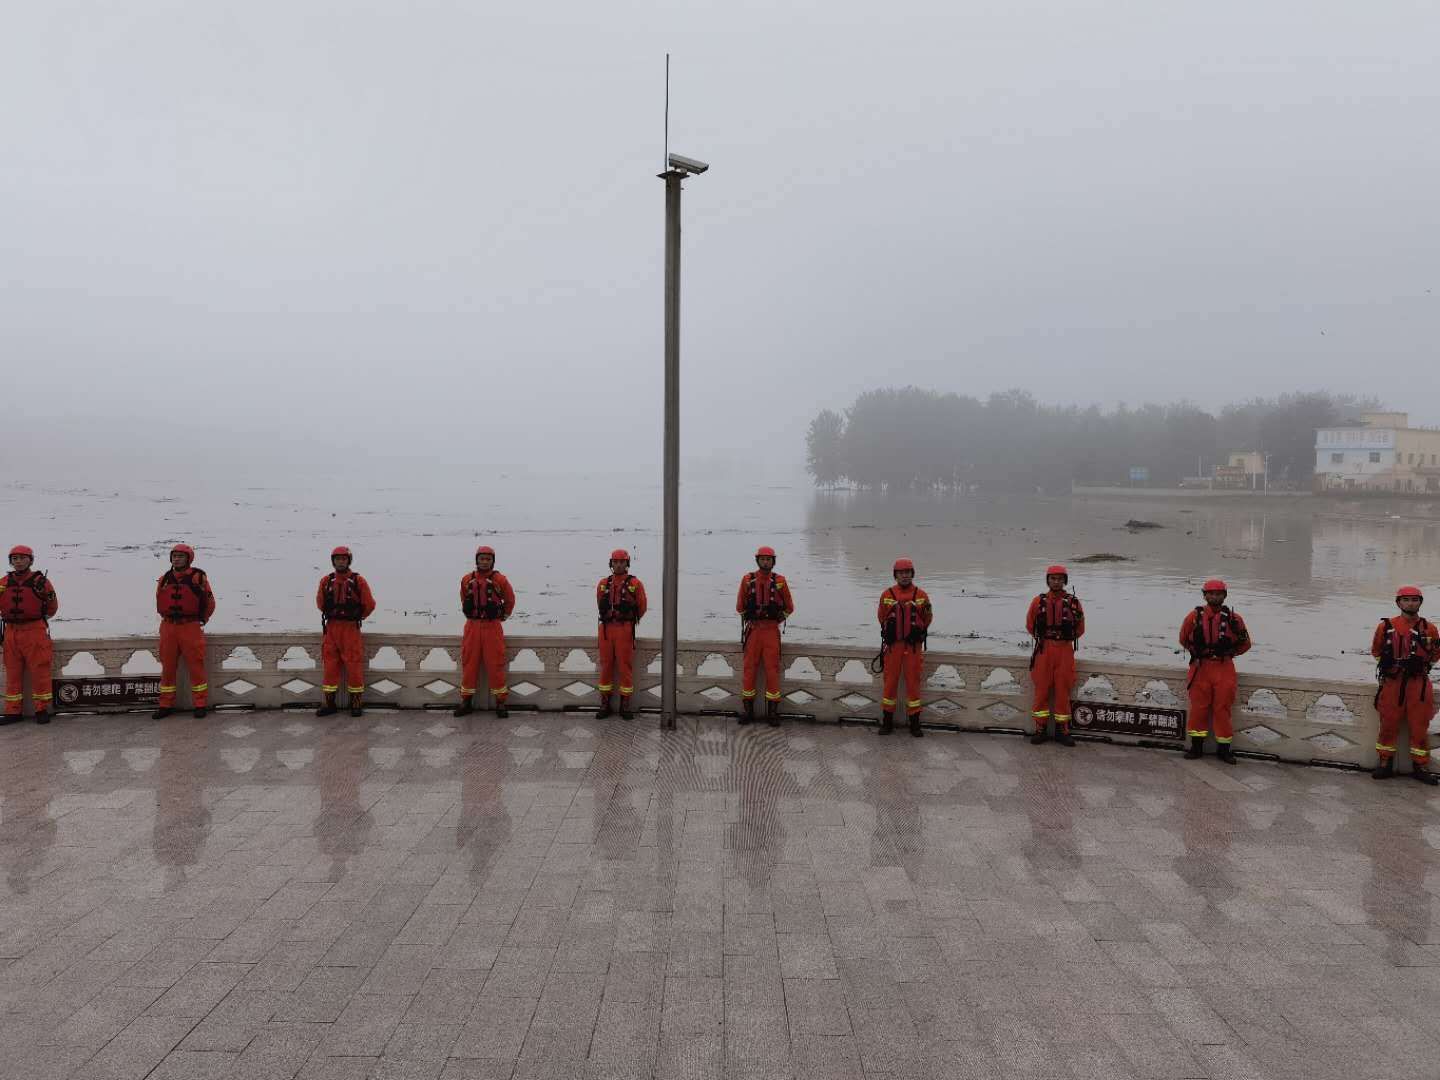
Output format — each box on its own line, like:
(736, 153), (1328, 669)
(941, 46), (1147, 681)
(459, 569), (516, 703)
(596, 574), (647, 702)
(155, 567), (217, 709)
(1179, 604), (1251, 744)
(737, 570), (794, 703)
(316, 571), (376, 697)
(1371, 614), (1438, 766)
(1026, 590), (1085, 732)
(2, 570), (58, 717)
(879, 584), (932, 716)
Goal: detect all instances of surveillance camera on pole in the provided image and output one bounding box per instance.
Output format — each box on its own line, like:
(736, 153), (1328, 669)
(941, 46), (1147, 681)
(666, 153), (709, 176)
(658, 150), (707, 729)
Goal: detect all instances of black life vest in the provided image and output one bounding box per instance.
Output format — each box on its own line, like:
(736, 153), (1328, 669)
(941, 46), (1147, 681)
(742, 572), (788, 622)
(1378, 616), (1434, 677)
(462, 572), (505, 620)
(157, 568), (210, 620)
(1, 571), (50, 623)
(1187, 604), (1245, 660)
(321, 573), (365, 621)
(881, 586), (929, 647)
(597, 575), (640, 623)
(1033, 592), (1081, 642)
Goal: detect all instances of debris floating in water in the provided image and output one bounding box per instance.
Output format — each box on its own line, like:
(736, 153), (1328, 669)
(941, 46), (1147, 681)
(1124, 519), (1164, 530)
(1075, 553), (1133, 563)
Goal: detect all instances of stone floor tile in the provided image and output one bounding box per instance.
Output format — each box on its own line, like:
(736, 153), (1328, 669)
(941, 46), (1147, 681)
(44, 984), (165, 1050)
(654, 1031), (723, 1080)
(586, 997), (660, 1075)
(177, 988), (283, 1051)
(776, 933), (837, 980)
(660, 975), (723, 1036)
(480, 947), (554, 1000)
(451, 994), (538, 1061)
(145, 1050), (239, 1080)
(238, 939), (334, 993)
(360, 943), (444, 996)
(144, 961), (251, 1018)
(295, 1058), (380, 1080)
(603, 951), (666, 1006)
(319, 994), (414, 1057)
(228, 1022), (328, 1079)
(112, 938), (214, 990)
(782, 978), (851, 1036)
(70, 1016), (197, 1080)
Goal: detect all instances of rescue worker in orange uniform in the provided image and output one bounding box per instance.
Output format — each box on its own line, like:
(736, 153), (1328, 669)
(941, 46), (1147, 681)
(316, 546), (376, 717)
(1026, 564), (1085, 747)
(2, 545), (58, 724)
(455, 545), (516, 719)
(1179, 579), (1251, 765)
(596, 550), (647, 720)
(877, 557), (932, 737)
(737, 545), (795, 727)
(1370, 585), (1439, 785)
(152, 544), (217, 720)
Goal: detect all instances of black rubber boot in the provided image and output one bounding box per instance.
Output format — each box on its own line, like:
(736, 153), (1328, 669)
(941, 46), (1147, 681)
(495, 703), (508, 719)
(453, 698), (474, 718)
(1373, 758), (1396, 780)
(1411, 765), (1439, 786)
(349, 694), (364, 718)
(877, 710), (894, 735)
(908, 712), (923, 738)
(316, 692), (338, 718)
(151, 706), (173, 720)
(1029, 729), (1050, 746)
(739, 699), (754, 726)
(1184, 736), (1204, 760)
(1055, 727), (1076, 747)
(1216, 743), (1236, 766)
(766, 700), (780, 728)
(34, 711), (50, 725)
(193, 707), (207, 719)
(619, 698), (634, 721)
(596, 696), (613, 720)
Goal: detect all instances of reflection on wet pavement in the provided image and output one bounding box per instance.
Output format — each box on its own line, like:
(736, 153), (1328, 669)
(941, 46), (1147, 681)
(1, 709), (1437, 1079)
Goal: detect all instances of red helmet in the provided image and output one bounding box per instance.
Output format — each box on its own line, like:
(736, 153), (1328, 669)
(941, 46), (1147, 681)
(331, 546), (352, 559)
(1202, 578), (1228, 593)
(8, 545), (34, 560)
(1396, 585), (1424, 600)
(610, 549), (630, 563)
(755, 545), (776, 559)
(893, 557), (915, 573)
(1046, 564), (1068, 578)
(171, 543), (195, 564)
(475, 545), (495, 558)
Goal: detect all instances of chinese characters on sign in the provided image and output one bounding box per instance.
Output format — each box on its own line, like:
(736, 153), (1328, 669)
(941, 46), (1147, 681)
(1071, 701), (1185, 740)
(54, 678), (162, 710)
(1315, 428), (1395, 451)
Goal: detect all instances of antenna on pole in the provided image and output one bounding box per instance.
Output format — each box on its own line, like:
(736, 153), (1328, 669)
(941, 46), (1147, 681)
(664, 53), (670, 171)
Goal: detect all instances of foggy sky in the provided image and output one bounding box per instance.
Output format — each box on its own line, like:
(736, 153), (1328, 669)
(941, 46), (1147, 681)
(4, 0), (1438, 475)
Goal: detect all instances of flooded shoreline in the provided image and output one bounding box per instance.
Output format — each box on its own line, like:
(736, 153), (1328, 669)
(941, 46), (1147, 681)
(5, 468), (1438, 683)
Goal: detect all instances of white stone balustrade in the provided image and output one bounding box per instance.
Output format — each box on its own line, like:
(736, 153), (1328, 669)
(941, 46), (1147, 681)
(46, 632), (1430, 769)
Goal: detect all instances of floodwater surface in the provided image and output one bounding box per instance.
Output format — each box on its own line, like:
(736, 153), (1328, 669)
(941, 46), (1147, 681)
(5, 464), (1438, 683)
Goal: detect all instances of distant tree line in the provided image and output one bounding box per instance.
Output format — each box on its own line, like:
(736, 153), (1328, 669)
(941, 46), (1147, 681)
(805, 389), (1377, 492)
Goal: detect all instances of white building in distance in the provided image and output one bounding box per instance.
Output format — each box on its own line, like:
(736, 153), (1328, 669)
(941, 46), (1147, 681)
(1314, 412), (1440, 493)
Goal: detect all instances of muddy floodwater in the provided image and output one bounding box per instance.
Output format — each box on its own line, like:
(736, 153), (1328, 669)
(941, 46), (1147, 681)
(5, 464), (1439, 682)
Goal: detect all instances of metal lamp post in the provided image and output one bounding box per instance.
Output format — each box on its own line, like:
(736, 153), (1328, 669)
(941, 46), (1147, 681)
(658, 153), (707, 730)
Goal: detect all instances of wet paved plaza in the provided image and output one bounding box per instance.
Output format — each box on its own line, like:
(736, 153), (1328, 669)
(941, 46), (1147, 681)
(1, 708), (1437, 1080)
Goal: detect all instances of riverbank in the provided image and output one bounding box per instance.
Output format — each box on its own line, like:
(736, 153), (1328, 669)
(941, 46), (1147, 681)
(1071, 486), (1310, 499)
